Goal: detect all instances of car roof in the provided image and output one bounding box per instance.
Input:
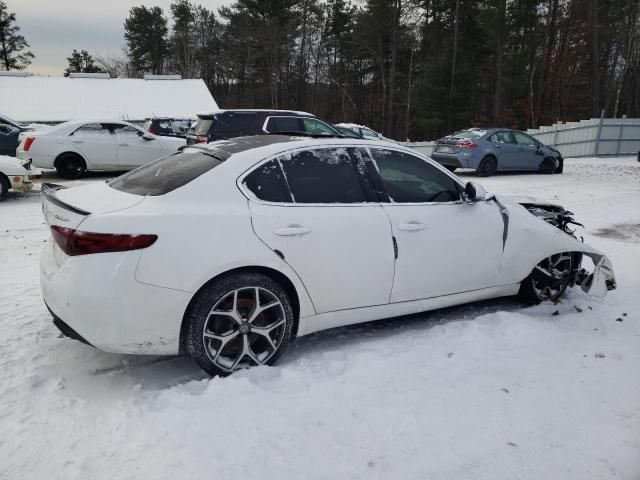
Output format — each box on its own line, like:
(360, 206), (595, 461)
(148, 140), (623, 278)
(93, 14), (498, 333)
(146, 117), (194, 121)
(196, 109), (314, 118)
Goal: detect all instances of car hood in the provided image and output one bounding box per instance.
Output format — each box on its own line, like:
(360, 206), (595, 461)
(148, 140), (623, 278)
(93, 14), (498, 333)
(497, 195), (563, 210)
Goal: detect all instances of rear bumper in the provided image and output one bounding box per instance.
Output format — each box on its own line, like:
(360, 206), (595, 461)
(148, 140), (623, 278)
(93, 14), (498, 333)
(431, 153), (464, 168)
(40, 238), (192, 355)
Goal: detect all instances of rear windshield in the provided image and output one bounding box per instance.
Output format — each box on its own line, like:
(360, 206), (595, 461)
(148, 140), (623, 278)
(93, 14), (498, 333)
(109, 149), (222, 196)
(449, 129), (486, 139)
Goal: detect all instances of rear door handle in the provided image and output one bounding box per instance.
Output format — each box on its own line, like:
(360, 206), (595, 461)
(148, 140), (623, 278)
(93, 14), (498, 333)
(274, 225), (312, 236)
(72, 140), (84, 144)
(118, 143), (129, 147)
(398, 222), (426, 232)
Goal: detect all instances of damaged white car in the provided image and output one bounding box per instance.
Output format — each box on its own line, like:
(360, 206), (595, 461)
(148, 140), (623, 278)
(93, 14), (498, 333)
(39, 136), (616, 376)
(0, 155), (41, 200)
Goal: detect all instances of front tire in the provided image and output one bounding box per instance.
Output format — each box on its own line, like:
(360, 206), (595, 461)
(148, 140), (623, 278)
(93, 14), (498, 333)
(517, 252), (578, 305)
(477, 155), (497, 177)
(554, 158), (564, 174)
(539, 157), (557, 174)
(56, 153), (86, 179)
(0, 174), (9, 200)
(186, 272), (295, 376)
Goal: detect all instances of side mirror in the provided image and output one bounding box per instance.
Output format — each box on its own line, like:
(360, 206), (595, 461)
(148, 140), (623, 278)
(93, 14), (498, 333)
(464, 181), (489, 202)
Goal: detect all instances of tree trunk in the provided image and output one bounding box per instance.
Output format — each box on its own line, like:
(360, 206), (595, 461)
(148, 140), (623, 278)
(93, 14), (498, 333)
(493, 0), (506, 124)
(590, 0), (600, 116)
(448, 0), (461, 131)
(386, 0), (401, 137)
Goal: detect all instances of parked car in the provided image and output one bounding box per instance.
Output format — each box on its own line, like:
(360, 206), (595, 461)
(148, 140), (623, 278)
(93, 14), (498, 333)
(186, 109), (340, 145)
(144, 117), (194, 139)
(335, 123), (386, 140)
(0, 156), (41, 200)
(0, 114), (37, 157)
(333, 125), (363, 138)
(432, 128), (563, 176)
(17, 120), (185, 179)
(40, 135), (615, 376)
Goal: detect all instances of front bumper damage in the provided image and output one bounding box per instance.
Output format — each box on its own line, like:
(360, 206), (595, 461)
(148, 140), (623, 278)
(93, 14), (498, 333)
(575, 254), (617, 298)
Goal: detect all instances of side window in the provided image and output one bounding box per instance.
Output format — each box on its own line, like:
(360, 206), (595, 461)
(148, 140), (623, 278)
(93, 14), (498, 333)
(370, 149), (460, 203)
(302, 118), (335, 134)
(243, 160), (292, 203)
(265, 116), (302, 133)
(490, 131), (515, 144)
(279, 148), (368, 203)
(112, 125), (141, 136)
(361, 127), (380, 139)
(212, 113), (255, 134)
(73, 123), (110, 135)
(514, 132), (538, 146)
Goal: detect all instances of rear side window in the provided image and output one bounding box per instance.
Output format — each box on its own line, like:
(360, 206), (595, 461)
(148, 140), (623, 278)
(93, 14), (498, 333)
(109, 150), (222, 196)
(370, 149), (460, 203)
(243, 160), (292, 203)
(489, 131), (515, 144)
(279, 148), (367, 203)
(211, 113), (256, 135)
(265, 116), (302, 133)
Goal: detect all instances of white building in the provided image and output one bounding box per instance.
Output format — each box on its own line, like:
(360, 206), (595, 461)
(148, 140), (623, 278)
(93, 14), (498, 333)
(0, 72), (219, 124)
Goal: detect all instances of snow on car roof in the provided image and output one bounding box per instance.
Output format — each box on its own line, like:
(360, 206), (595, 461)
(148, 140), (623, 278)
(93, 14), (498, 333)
(0, 76), (218, 123)
(196, 109), (313, 117)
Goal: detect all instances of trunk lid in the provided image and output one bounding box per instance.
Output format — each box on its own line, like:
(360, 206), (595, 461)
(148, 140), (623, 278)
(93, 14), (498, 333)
(42, 182), (146, 229)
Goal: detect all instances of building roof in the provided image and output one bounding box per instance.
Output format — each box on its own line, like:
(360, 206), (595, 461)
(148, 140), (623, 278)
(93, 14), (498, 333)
(0, 75), (218, 123)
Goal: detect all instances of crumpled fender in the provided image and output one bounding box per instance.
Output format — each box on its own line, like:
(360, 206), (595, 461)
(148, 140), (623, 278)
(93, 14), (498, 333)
(495, 196), (616, 298)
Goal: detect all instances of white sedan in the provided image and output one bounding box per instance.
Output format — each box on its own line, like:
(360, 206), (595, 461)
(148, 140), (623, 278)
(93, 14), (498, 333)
(17, 120), (185, 179)
(0, 155), (41, 199)
(40, 136), (616, 376)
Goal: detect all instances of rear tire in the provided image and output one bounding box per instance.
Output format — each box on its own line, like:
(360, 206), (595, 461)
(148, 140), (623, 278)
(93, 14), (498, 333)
(56, 153), (86, 179)
(517, 252), (579, 305)
(539, 157), (557, 174)
(0, 174), (9, 200)
(477, 155), (497, 177)
(186, 272), (295, 377)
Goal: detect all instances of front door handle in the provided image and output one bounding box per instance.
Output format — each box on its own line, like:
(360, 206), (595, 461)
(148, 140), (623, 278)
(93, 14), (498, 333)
(72, 140), (84, 144)
(398, 222), (426, 232)
(274, 225), (312, 236)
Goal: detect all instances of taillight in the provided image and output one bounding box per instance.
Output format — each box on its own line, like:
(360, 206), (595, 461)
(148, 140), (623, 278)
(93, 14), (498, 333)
(51, 226), (157, 256)
(23, 137), (35, 151)
(196, 135), (208, 143)
(455, 139), (477, 148)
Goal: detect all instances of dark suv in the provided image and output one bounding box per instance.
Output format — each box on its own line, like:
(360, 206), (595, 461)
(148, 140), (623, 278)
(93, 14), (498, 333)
(186, 110), (339, 145)
(0, 114), (36, 157)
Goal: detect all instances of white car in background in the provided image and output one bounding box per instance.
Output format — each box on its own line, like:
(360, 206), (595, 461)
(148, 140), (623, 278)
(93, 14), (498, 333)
(335, 123), (392, 141)
(40, 135), (615, 377)
(17, 120), (185, 179)
(0, 155), (41, 200)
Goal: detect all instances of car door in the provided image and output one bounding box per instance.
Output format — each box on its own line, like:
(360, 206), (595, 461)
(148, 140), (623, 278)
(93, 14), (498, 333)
(513, 132), (543, 170)
(246, 146), (396, 314)
(366, 147), (505, 303)
(488, 131), (521, 169)
(111, 124), (163, 168)
(69, 123), (118, 167)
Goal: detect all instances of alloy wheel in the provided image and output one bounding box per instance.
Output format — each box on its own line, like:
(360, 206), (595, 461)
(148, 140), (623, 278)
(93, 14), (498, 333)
(202, 286), (287, 372)
(531, 253), (573, 301)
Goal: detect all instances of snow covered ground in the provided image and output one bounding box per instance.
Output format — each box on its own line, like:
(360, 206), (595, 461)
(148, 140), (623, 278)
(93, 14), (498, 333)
(1, 159), (639, 479)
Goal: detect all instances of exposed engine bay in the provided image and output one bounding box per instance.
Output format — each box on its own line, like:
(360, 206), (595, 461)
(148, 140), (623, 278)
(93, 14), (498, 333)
(520, 202), (584, 236)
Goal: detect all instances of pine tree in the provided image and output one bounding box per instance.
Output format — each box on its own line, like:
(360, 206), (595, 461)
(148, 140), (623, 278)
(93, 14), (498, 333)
(64, 49), (104, 76)
(0, 0), (34, 71)
(124, 6), (169, 76)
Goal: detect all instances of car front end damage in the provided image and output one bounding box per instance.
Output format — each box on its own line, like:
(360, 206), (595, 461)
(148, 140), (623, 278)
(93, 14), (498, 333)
(1, 157), (41, 193)
(518, 199), (616, 298)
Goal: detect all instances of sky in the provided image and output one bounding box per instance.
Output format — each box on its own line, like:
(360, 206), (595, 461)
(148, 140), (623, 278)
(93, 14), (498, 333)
(8, 0), (229, 76)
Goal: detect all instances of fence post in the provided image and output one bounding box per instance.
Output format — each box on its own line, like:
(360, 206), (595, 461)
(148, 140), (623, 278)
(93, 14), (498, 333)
(616, 121), (624, 156)
(594, 110), (605, 157)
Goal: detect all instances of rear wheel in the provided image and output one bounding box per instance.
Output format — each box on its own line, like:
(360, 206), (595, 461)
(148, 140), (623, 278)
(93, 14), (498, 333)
(0, 174), (9, 200)
(186, 272), (295, 376)
(56, 153), (86, 179)
(539, 157), (557, 174)
(477, 155), (497, 177)
(518, 252), (577, 305)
